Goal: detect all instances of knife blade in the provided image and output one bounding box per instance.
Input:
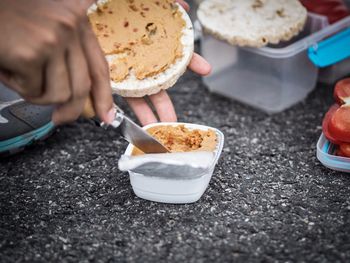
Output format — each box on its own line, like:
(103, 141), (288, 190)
(83, 98), (169, 154)
(100, 107), (169, 154)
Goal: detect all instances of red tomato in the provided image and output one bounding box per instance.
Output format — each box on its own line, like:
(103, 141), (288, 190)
(322, 104), (342, 144)
(334, 78), (350, 105)
(336, 147), (346, 156)
(339, 143), (350, 157)
(300, 0), (350, 23)
(329, 105), (350, 143)
(337, 149), (343, 156)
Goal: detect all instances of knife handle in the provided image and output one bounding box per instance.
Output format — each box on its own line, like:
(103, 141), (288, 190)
(82, 96), (96, 119)
(82, 96), (123, 125)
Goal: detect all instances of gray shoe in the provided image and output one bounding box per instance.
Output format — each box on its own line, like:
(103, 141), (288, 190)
(0, 83), (55, 156)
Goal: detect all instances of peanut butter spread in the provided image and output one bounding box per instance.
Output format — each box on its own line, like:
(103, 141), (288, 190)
(89, 0), (186, 81)
(132, 125), (217, 155)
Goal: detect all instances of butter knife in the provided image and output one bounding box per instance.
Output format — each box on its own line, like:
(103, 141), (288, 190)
(83, 98), (169, 154)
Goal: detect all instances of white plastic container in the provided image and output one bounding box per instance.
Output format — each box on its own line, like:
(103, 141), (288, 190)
(123, 122), (224, 204)
(317, 133), (350, 173)
(201, 13), (350, 113)
(319, 53), (350, 85)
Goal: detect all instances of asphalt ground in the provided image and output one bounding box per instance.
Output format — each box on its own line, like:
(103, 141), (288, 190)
(1, 64), (350, 262)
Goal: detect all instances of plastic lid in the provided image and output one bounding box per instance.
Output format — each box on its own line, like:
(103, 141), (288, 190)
(246, 14), (350, 58)
(316, 133), (350, 172)
(308, 27), (350, 67)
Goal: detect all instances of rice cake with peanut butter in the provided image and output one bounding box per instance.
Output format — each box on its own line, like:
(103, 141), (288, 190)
(132, 125), (217, 155)
(88, 0), (194, 97)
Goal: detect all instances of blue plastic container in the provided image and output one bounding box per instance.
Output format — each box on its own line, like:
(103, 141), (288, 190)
(317, 133), (350, 172)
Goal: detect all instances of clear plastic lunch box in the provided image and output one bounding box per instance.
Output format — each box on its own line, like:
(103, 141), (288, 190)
(317, 133), (350, 172)
(122, 122), (224, 204)
(200, 13), (350, 113)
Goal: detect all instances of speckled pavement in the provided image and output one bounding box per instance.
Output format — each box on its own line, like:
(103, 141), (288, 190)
(1, 65), (350, 262)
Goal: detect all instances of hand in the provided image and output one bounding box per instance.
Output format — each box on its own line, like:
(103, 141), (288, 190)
(126, 0), (211, 126)
(0, 0), (114, 125)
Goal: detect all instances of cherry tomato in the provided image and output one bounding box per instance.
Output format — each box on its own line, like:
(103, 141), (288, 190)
(336, 147), (346, 156)
(334, 78), (350, 105)
(329, 105), (350, 143)
(339, 143), (350, 157)
(300, 0), (349, 23)
(323, 104), (343, 144)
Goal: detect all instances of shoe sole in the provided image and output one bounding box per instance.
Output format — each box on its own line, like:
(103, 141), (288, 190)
(0, 122), (55, 157)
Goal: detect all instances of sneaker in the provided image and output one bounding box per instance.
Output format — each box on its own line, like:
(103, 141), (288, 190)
(0, 83), (55, 156)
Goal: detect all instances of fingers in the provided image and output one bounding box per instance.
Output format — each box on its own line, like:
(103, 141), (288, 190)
(7, 64), (44, 99)
(0, 69), (22, 92)
(126, 97), (158, 126)
(176, 0), (190, 11)
(149, 90), (177, 123)
(52, 99), (85, 125)
(188, 53), (212, 76)
(126, 91), (177, 126)
(0, 45), (45, 98)
(52, 35), (90, 125)
(27, 51), (71, 105)
(80, 20), (114, 123)
(79, 0), (97, 9)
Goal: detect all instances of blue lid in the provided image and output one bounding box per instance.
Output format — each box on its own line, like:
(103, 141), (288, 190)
(308, 27), (350, 68)
(317, 133), (350, 172)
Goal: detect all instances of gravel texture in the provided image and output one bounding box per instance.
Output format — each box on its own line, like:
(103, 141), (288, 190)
(1, 68), (350, 262)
